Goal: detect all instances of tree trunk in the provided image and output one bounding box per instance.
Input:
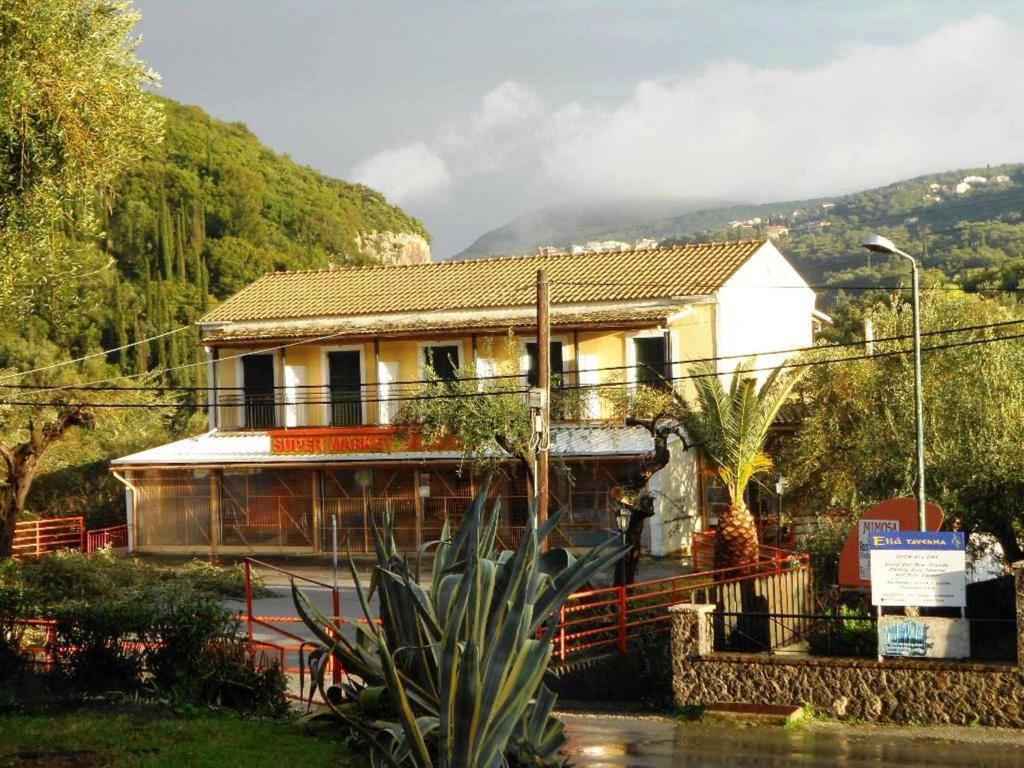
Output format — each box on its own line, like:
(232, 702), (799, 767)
(0, 405), (93, 559)
(0, 495), (17, 559)
(994, 528), (1024, 569)
(714, 504), (761, 570)
(615, 496), (655, 587)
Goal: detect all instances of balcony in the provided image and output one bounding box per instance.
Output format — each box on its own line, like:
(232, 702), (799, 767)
(214, 381), (603, 431)
(216, 385), (404, 431)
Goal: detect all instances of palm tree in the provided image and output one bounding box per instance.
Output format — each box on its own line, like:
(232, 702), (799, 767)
(680, 359), (804, 569)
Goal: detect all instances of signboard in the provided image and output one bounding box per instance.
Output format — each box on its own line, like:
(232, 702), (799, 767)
(837, 498), (944, 588)
(878, 616), (970, 659)
(869, 531), (966, 607)
(268, 428), (456, 456)
(858, 519), (900, 580)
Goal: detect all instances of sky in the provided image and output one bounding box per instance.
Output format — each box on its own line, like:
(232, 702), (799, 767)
(135, 1), (1024, 258)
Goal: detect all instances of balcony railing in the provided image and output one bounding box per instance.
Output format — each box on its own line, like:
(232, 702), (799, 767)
(214, 381), (600, 431)
(216, 384), (448, 430)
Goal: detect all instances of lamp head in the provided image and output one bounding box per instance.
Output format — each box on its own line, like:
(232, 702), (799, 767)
(615, 509), (631, 533)
(861, 234), (898, 255)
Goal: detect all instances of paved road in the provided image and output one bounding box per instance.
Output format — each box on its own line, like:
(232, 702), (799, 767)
(561, 714), (1024, 767)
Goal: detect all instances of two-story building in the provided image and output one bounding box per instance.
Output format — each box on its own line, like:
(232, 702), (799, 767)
(112, 239), (822, 558)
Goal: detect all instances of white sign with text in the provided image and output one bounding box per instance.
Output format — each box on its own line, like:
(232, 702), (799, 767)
(869, 532), (967, 607)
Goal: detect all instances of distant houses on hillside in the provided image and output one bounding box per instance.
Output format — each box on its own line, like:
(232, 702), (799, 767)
(536, 238), (661, 257)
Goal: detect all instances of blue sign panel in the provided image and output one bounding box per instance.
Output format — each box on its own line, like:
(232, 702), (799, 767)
(869, 531), (965, 551)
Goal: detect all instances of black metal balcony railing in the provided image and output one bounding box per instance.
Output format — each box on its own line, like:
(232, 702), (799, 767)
(213, 376), (655, 431)
(216, 385), (421, 431)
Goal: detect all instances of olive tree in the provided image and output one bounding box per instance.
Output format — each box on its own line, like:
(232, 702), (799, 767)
(0, 0), (162, 320)
(781, 290), (1024, 566)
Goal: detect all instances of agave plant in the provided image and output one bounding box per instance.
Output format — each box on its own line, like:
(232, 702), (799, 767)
(292, 475), (627, 767)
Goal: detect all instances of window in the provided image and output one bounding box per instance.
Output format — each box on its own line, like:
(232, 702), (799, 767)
(242, 354), (277, 428)
(634, 336), (669, 390)
(424, 344), (461, 383)
(327, 350), (363, 426)
(525, 341), (564, 387)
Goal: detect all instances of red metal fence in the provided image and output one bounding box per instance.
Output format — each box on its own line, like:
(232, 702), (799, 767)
(548, 550), (809, 664)
(85, 524), (129, 553)
(12, 516), (129, 558)
(241, 551), (808, 685)
(243, 557), (349, 702)
(12, 516), (85, 558)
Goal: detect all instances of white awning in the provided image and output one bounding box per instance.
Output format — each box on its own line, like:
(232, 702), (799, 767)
(111, 424), (654, 467)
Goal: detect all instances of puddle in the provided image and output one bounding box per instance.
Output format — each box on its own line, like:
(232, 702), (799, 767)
(562, 713), (1024, 767)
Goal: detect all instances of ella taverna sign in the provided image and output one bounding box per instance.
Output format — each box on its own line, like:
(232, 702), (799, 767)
(869, 531), (966, 608)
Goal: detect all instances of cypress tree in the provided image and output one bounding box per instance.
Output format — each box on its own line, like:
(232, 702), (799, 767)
(159, 200), (174, 280)
(113, 284), (129, 369)
(134, 315), (149, 376)
(175, 206), (187, 281)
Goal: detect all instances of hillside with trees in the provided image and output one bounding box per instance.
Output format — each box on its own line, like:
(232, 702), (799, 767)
(85, 96), (429, 386)
(1, 90), (429, 529)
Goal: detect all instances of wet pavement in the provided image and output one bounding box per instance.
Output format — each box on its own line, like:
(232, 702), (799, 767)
(561, 713), (1024, 767)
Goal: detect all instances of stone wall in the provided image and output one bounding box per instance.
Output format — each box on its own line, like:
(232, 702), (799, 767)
(668, 561), (1024, 727)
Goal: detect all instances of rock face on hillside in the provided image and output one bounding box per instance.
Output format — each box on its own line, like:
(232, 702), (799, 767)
(358, 231), (432, 265)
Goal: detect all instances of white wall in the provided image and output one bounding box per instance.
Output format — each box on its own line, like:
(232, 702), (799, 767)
(650, 434), (702, 556)
(714, 240), (816, 386)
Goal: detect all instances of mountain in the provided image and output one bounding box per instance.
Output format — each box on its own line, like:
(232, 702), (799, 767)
(452, 198), (732, 260)
(453, 164), (1024, 304)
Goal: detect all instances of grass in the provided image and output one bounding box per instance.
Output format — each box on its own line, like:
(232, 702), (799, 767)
(0, 706), (360, 767)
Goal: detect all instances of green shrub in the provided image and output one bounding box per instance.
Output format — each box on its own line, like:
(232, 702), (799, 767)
(48, 597), (154, 690)
(145, 584), (287, 715)
(0, 581), (33, 677)
(798, 511), (854, 590)
(4, 553), (284, 714)
(295, 476), (628, 767)
(177, 559), (266, 600)
(807, 605), (877, 657)
(14, 550), (267, 604)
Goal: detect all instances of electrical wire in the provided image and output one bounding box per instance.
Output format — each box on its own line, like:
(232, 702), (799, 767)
(2, 315), (1020, 393)
(0, 325), (192, 382)
(4, 326), (1023, 410)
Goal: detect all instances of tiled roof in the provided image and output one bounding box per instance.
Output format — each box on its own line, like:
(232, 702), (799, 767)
(204, 306), (682, 343)
(199, 240), (766, 323)
(112, 425), (655, 466)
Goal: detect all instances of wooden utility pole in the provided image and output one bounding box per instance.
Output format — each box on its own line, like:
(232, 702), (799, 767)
(536, 269), (551, 536)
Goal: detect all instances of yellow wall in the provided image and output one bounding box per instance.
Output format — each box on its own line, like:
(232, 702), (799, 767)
(211, 318), (719, 428)
(671, 303), (716, 403)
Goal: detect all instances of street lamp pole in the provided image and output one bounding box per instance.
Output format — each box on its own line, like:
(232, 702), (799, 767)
(862, 235), (927, 531)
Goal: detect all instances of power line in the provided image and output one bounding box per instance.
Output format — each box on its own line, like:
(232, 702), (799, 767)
(3, 317), (1022, 394)
(13, 321), (444, 400)
(551, 327), (1024, 393)
(0, 325), (192, 383)
(4, 326), (1023, 410)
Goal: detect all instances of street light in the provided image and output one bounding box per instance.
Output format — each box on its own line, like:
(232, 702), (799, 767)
(615, 508), (631, 586)
(861, 234), (927, 531)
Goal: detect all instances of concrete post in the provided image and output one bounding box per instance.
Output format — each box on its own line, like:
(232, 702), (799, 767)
(1013, 560), (1024, 669)
(669, 603), (716, 710)
(669, 603), (716, 658)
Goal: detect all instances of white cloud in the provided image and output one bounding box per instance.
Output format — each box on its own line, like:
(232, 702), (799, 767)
(354, 15), (1024, 222)
(351, 142), (450, 203)
(539, 14), (1021, 200)
(471, 80), (543, 134)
